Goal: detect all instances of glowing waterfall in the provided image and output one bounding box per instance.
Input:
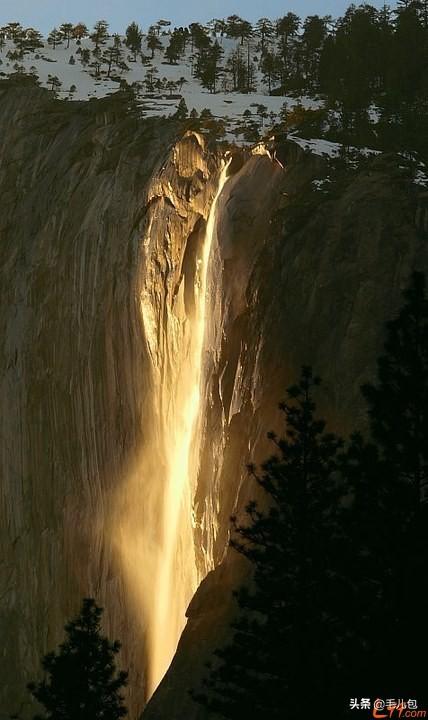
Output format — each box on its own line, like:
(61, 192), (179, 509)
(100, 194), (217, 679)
(144, 159), (231, 697)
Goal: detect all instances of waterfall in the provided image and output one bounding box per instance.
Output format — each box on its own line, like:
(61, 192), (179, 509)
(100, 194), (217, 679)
(114, 157), (231, 702)
(145, 158), (231, 696)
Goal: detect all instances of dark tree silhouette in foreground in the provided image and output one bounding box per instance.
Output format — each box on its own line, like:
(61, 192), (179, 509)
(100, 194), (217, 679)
(362, 271), (428, 507)
(344, 271), (428, 695)
(194, 367), (348, 718)
(196, 274), (428, 717)
(28, 598), (128, 720)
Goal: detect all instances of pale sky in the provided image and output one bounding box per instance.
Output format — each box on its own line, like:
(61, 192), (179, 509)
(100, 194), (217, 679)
(0, 0), (388, 33)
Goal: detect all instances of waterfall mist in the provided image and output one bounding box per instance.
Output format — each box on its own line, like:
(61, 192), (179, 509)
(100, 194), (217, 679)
(113, 158), (231, 700)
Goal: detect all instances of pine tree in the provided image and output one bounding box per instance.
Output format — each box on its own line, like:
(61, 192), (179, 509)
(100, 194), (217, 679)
(195, 40), (224, 93)
(27, 598), (128, 720)
(16, 28), (44, 54)
(59, 23), (74, 49)
(47, 28), (63, 50)
(47, 74), (62, 93)
(91, 20), (109, 51)
(177, 76), (187, 92)
(92, 60), (102, 79)
(146, 30), (163, 59)
(164, 34), (181, 64)
(393, 3), (425, 101)
(102, 39), (123, 78)
(301, 15), (328, 90)
(80, 48), (91, 66)
(276, 12), (300, 42)
(260, 51), (278, 93)
(225, 15), (243, 39)
(144, 65), (159, 92)
(189, 23), (210, 53)
(4, 22), (23, 40)
(274, 15), (299, 89)
(339, 272), (428, 694)
(226, 15), (253, 45)
(362, 272), (428, 506)
(195, 368), (348, 718)
(255, 18), (274, 54)
(174, 97), (188, 120)
(225, 47), (247, 91)
(125, 22), (143, 61)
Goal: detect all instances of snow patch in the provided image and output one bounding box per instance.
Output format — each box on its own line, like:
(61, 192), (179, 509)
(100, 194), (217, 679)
(0, 34), (322, 143)
(414, 169), (428, 187)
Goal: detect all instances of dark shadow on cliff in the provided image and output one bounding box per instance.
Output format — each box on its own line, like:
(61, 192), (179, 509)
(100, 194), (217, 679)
(193, 273), (428, 719)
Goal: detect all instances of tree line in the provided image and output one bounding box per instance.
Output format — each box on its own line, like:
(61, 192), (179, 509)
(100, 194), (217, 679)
(2, 5), (428, 152)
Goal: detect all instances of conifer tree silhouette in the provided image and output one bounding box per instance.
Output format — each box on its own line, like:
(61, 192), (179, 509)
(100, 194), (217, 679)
(362, 271), (428, 509)
(194, 367), (347, 718)
(346, 272), (428, 694)
(195, 277), (428, 715)
(28, 598), (128, 720)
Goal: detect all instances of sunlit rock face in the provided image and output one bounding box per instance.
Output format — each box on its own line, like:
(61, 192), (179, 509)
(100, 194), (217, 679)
(1, 80), (428, 720)
(116, 146), (230, 700)
(0, 82), (224, 718)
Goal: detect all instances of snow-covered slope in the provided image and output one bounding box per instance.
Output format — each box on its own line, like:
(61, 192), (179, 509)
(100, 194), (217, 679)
(0, 34), (322, 142)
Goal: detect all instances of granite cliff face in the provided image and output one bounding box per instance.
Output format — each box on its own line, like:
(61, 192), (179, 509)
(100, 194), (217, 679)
(1, 82), (427, 720)
(0, 82), (223, 718)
